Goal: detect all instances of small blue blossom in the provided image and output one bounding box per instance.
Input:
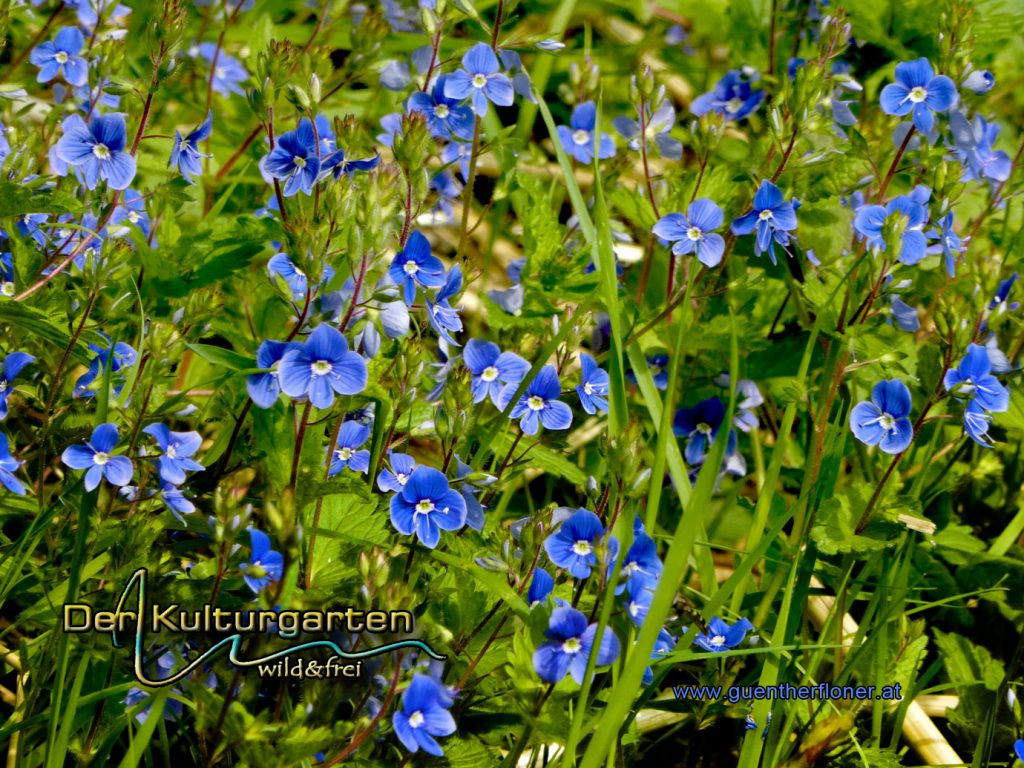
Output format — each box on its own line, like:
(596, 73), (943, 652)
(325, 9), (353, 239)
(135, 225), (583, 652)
(879, 58), (957, 134)
(890, 296), (921, 332)
(170, 110), (213, 184)
(160, 481), (196, 524)
(278, 324), (368, 409)
(693, 616), (754, 652)
(73, 335), (137, 399)
(990, 273), (1020, 314)
(852, 194), (929, 266)
(503, 365), (573, 435)
(556, 101), (615, 164)
(0, 352), (35, 421)
(612, 98), (682, 159)
(576, 353), (609, 415)
(61, 423), (134, 492)
(195, 43), (249, 96)
(443, 43), (515, 117)
(527, 567), (555, 606)
(944, 343), (1009, 415)
(731, 181), (798, 265)
(268, 253), (334, 302)
(389, 230), (446, 305)
(242, 528), (284, 593)
(673, 397), (734, 466)
(30, 27), (88, 87)
(951, 112), (1012, 185)
(532, 605), (620, 684)
(544, 507), (604, 578)
(408, 75), (475, 141)
(329, 421), (371, 476)
(962, 69), (994, 95)
(263, 128), (319, 197)
(1013, 738), (1024, 765)
(392, 674), (457, 757)
(109, 189), (150, 237)
(462, 339), (529, 407)
(247, 340), (300, 409)
(849, 379), (914, 454)
(691, 70), (764, 121)
(55, 113), (137, 190)
(142, 424), (205, 485)
(616, 530), (663, 596)
(427, 265), (464, 347)
(642, 628), (677, 685)
(653, 199), (726, 268)
(389, 466), (467, 548)
(926, 211), (968, 277)
(0, 433), (26, 495)
(377, 452), (417, 493)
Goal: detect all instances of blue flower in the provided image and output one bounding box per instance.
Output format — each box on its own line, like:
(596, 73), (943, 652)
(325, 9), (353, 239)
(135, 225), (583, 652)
(990, 273), (1019, 314)
(454, 455), (488, 531)
(731, 181), (798, 265)
(389, 230), (446, 305)
(576, 353), (609, 415)
(0, 433), (26, 495)
(963, 400), (996, 447)
(504, 365), (573, 435)
(951, 112), (1012, 185)
(1013, 738), (1024, 765)
(879, 58), (957, 134)
(161, 482), (196, 524)
(691, 70), (764, 121)
(170, 110), (213, 184)
(61, 423), (134, 492)
(944, 343), (1009, 414)
(329, 421), (371, 476)
(693, 616), (754, 652)
(0, 352), (35, 421)
(278, 325), (367, 409)
(890, 296), (921, 332)
(268, 253), (334, 302)
(962, 69), (994, 95)
(109, 189), (150, 237)
(849, 379), (914, 454)
(852, 194), (929, 266)
(263, 129), (320, 197)
(532, 605), (620, 684)
(427, 265), (464, 347)
(30, 27), (88, 87)
(242, 528), (284, 593)
(247, 340), (301, 409)
(673, 397), (733, 466)
(616, 531), (663, 595)
(408, 75), (475, 141)
(925, 211), (968, 277)
(653, 199), (726, 268)
(0, 253), (14, 298)
(378, 452), (417, 493)
(73, 335), (137, 399)
(527, 567), (555, 606)
(389, 466), (467, 548)
(544, 507), (604, 578)
(142, 424), (205, 485)
(443, 43), (515, 117)
(196, 43), (249, 96)
(612, 98), (682, 159)
(556, 101), (616, 164)
(462, 339), (529, 407)
(55, 113), (137, 190)
(642, 628), (677, 685)
(392, 674), (457, 757)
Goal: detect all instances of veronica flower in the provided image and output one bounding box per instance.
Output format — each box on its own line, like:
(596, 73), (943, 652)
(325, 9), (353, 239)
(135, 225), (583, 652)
(30, 27), (88, 86)
(556, 101), (615, 164)
(731, 180), (798, 265)
(890, 296), (921, 332)
(879, 58), (957, 134)
(852, 194), (929, 265)
(693, 616), (754, 652)
(612, 97), (682, 159)
(0, 352), (35, 421)
(673, 397), (734, 466)
(532, 606), (620, 684)
(170, 111), (213, 184)
(278, 324), (367, 409)
(963, 400), (996, 447)
(427, 265), (463, 347)
(328, 421), (371, 476)
(389, 466), (467, 548)
(962, 69), (994, 95)
(0, 433), (26, 495)
(55, 113), (137, 190)
(247, 340), (300, 409)
(377, 112), (404, 148)
(642, 628), (678, 685)
(61, 423), (134, 491)
(443, 43), (514, 117)
(268, 253), (334, 302)
(408, 75), (475, 141)
(377, 452), (417, 493)
(263, 128), (320, 197)
(616, 531), (663, 596)
(544, 508), (604, 578)
(926, 211), (968, 277)
(73, 335), (137, 398)
(242, 528), (283, 593)
(527, 567), (555, 606)
(142, 424), (205, 485)
(849, 379), (914, 454)
(389, 230), (446, 306)
(109, 189), (150, 237)
(653, 199), (726, 268)
(392, 674), (457, 757)
(461, 340), (529, 407)
(691, 70), (764, 121)
(161, 482), (196, 524)
(195, 43), (249, 96)
(503, 365), (573, 435)
(0, 253), (14, 298)
(576, 353), (609, 415)
(950, 112), (1012, 185)
(989, 273), (1020, 315)
(944, 343), (1009, 414)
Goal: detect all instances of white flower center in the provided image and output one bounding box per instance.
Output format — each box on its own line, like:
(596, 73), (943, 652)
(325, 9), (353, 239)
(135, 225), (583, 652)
(336, 447), (353, 460)
(128, 211), (140, 223)
(215, 66), (226, 80)
(403, 260), (419, 276)
(434, 104), (450, 119)
(180, 139), (191, 153)
(0, 282), (13, 297)
(572, 129), (590, 146)
(481, 366), (499, 382)
(710, 634), (726, 646)
(726, 97), (744, 113)
(686, 226), (703, 241)
(166, 445), (178, 460)
(527, 395), (545, 411)
(909, 86), (927, 103)
(696, 422), (712, 435)
(571, 540), (592, 556)
(55, 51), (69, 64)
(415, 499), (435, 514)
(92, 143), (111, 160)
(0, 380), (7, 393)
(561, 637), (582, 654)
(878, 413), (896, 431)
(758, 209), (773, 221)
(472, 73), (488, 88)
(408, 710), (424, 728)
(311, 360), (332, 376)
(396, 472), (409, 485)
(294, 156), (306, 169)
(94, 451), (110, 466)
(583, 382), (594, 395)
